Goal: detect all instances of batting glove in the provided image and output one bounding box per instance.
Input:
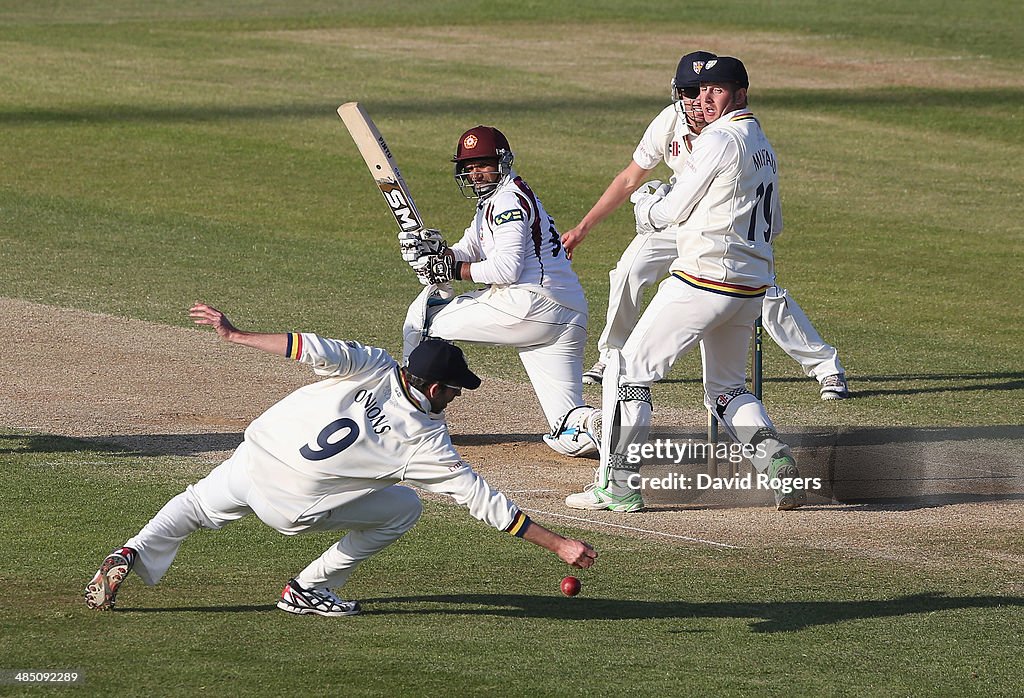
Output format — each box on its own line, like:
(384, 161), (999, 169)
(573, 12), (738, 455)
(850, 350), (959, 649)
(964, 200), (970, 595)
(399, 228), (447, 263)
(412, 250), (457, 285)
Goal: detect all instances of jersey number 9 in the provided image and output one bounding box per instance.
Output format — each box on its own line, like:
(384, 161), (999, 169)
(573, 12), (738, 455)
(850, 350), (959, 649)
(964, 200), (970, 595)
(300, 418), (360, 461)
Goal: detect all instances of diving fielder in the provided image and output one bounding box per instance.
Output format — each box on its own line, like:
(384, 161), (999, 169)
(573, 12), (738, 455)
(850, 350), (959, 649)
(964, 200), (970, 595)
(85, 303), (596, 616)
(401, 126), (601, 458)
(563, 51), (849, 401)
(567, 57), (807, 512)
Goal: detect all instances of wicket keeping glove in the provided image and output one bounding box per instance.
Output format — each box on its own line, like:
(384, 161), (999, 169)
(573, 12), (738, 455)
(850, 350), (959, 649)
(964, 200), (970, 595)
(630, 181), (670, 235)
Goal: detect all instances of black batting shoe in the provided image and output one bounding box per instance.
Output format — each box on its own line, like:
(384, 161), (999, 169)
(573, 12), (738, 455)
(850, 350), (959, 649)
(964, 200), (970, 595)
(85, 546), (137, 610)
(277, 579), (361, 617)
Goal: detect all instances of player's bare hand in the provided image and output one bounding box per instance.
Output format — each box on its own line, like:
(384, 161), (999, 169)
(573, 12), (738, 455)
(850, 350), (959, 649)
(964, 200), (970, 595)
(189, 303), (238, 340)
(560, 225), (589, 260)
(560, 227), (586, 259)
(559, 539), (597, 568)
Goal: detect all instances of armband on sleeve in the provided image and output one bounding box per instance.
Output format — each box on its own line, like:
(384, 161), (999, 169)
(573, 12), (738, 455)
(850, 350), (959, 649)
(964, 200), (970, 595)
(504, 511), (531, 538)
(285, 332), (304, 360)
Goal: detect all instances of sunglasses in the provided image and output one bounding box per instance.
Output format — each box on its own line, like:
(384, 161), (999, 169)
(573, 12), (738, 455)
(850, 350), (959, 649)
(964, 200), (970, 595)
(678, 86), (700, 100)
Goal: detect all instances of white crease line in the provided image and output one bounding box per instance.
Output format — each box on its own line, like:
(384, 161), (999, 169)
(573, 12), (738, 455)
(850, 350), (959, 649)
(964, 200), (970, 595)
(505, 489), (558, 494)
(523, 507), (742, 550)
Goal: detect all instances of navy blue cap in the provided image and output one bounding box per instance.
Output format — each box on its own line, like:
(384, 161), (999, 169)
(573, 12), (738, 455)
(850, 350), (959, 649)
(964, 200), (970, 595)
(674, 50), (718, 89)
(698, 56), (749, 88)
(408, 339), (481, 390)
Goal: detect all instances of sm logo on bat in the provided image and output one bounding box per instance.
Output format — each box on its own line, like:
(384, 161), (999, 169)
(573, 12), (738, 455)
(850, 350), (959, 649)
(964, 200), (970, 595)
(379, 181), (420, 231)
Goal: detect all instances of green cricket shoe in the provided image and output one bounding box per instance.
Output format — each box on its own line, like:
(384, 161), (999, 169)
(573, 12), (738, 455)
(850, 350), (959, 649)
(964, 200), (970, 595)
(768, 453), (807, 511)
(565, 483), (644, 513)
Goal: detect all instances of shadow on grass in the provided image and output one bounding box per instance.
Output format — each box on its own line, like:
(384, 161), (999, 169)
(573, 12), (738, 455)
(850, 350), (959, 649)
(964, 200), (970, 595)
(120, 604), (278, 614)
(846, 371), (1024, 398)
(660, 370), (1024, 397)
(0, 431), (244, 457)
(359, 591), (1024, 633)
(110, 592), (1023, 633)
(0, 433), (130, 455)
(1, 88), (1019, 126)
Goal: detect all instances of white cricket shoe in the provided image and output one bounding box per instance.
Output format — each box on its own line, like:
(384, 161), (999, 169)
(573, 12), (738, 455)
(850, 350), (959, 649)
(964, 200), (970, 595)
(767, 454), (807, 511)
(277, 579), (361, 617)
(85, 546), (136, 610)
(820, 373), (849, 400)
(565, 483), (643, 513)
(582, 361), (606, 385)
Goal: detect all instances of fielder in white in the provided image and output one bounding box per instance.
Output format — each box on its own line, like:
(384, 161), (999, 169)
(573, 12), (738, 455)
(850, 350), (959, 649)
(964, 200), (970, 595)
(562, 51), (849, 401)
(567, 57), (808, 513)
(400, 126), (600, 458)
(85, 303), (596, 616)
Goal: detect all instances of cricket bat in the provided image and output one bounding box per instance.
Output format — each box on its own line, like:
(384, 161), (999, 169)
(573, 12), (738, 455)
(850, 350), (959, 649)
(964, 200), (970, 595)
(337, 101), (426, 234)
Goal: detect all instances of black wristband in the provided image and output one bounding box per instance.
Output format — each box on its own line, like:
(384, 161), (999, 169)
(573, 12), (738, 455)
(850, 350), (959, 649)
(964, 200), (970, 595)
(455, 261), (467, 281)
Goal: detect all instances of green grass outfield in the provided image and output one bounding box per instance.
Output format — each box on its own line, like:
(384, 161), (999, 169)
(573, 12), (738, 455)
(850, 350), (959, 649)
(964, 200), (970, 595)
(1, 1), (1023, 695)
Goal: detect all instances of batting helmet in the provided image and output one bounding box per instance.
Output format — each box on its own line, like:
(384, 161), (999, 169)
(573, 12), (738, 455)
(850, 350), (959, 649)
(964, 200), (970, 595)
(671, 50), (717, 130)
(672, 50), (717, 98)
(452, 126), (514, 199)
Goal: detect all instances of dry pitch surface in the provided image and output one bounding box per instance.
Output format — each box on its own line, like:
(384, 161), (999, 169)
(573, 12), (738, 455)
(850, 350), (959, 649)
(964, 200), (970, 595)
(3, 297), (1021, 585)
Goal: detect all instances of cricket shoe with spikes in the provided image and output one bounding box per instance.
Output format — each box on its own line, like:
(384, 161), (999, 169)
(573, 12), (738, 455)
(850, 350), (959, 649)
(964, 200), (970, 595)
(277, 579), (361, 617)
(85, 546), (137, 610)
(819, 373), (849, 400)
(582, 360), (606, 385)
(565, 482), (643, 513)
(768, 453), (806, 511)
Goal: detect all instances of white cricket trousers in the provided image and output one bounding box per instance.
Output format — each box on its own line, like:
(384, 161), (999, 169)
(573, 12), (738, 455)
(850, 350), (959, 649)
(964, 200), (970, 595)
(761, 285), (844, 380)
(125, 445), (422, 590)
(597, 231), (842, 380)
(616, 276), (785, 473)
(596, 229), (675, 357)
(426, 286), (589, 428)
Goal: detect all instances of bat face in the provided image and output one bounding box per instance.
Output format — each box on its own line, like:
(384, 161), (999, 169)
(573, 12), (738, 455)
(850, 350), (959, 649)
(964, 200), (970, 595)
(380, 182), (420, 232)
(338, 101), (454, 299)
(338, 101), (426, 233)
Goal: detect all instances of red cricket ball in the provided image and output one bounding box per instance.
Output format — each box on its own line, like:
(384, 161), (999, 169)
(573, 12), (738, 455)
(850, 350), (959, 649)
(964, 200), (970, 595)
(560, 576), (581, 597)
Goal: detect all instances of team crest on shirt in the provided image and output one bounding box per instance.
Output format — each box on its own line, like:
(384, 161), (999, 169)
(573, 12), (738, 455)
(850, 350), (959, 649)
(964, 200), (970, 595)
(494, 208), (524, 225)
(463, 134), (478, 149)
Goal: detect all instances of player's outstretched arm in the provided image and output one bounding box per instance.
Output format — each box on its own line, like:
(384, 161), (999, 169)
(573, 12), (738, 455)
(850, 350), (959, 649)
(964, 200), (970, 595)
(189, 302), (289, 356)
(520, 520), (597, 568)
(561, 160), (653, 259)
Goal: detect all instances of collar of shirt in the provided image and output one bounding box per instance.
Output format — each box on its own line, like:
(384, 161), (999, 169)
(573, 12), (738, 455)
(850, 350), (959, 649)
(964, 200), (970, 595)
(393, 366), (439, 416)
